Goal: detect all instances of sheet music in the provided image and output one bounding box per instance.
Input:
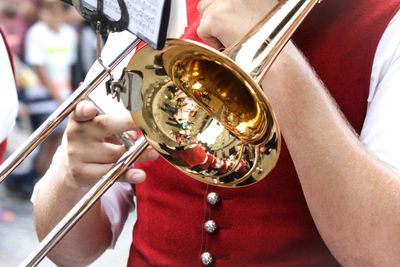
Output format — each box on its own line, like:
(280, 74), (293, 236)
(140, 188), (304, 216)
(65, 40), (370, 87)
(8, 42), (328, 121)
(83, 0), (167, 47)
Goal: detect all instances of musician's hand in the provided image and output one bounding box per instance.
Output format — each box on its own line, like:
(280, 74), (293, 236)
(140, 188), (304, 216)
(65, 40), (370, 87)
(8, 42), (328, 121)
(65, 100), (159, 188)
(197, 0), (277, 48)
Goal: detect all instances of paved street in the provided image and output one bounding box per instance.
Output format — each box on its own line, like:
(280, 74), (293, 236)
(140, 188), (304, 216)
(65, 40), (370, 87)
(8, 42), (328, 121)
(0, 183), (136, 266)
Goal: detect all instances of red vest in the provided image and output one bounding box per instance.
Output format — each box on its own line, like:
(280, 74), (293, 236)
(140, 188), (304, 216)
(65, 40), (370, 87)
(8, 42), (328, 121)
(130, 0), (400, 266)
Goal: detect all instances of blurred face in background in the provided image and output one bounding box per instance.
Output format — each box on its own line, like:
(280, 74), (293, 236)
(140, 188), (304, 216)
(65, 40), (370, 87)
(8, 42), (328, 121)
(0, 0), (38, 56)
(0, 0), (38, 28)
(19, 0), (38, 25)
(38, 0), (67, 31)
(0, 3), (17, 31)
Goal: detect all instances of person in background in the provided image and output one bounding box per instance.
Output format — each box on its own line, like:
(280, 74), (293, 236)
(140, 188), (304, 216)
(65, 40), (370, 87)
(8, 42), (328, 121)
(32, 0), (400, 266)
(0, 0), (38, 59)
(24, 0), (77, 177)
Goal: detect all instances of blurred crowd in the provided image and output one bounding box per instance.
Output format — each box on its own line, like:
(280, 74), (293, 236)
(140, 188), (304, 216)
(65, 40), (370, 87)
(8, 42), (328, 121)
(0, 0), (100, 206)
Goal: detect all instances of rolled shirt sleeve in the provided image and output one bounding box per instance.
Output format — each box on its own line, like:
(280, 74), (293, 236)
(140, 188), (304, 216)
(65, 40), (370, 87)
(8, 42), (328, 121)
(360, 10), (400, 174)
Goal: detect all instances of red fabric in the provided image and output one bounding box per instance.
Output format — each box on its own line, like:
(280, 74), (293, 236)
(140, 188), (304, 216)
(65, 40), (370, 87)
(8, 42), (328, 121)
(0, 140), (7, 163)
(129, 0), (400, 266)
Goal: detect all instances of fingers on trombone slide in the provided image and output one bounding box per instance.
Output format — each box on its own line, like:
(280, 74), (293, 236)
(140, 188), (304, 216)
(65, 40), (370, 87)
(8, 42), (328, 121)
(83, 97), (159, 162)
(84, 97), (134, 145)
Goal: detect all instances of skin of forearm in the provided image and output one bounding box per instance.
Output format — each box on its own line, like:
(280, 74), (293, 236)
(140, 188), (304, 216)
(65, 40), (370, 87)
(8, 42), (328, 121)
(261, 41), (400, 265)
(35, 65), (65, 104)
(33, 160), (112, 266)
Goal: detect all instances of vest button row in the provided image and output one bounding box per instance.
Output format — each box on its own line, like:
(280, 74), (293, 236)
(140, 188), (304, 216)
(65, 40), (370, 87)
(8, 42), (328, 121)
(204, 220), (218, 234)
(202, 193), (219, 265)
(201, 252), (214, 265)
(206, 192), (220, 206)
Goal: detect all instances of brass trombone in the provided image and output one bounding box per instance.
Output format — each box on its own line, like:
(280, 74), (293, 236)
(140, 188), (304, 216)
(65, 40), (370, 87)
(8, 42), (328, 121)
(1, 0), (321, 266)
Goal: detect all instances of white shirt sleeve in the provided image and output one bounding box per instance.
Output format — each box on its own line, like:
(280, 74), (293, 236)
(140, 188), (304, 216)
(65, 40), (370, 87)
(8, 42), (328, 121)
(0, 32), (18, 143)
(360, 10), (400, 174)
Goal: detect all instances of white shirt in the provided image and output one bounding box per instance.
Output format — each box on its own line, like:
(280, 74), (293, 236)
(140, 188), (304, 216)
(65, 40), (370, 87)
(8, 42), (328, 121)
(0, 31), (19, 143)
(24, 21), (77, 113)
(33, 9), (400, 248)
(360, 10), (400, 173)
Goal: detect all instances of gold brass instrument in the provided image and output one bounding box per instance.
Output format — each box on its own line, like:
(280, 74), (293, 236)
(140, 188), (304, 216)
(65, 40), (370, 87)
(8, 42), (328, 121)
(123, 0), (321, 187)
(9, 0), (321, 266)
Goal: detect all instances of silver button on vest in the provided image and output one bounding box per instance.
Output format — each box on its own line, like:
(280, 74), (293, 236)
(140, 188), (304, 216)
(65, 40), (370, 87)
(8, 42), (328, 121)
(206, 192), (220, 206)
(201, 252), (214, 265)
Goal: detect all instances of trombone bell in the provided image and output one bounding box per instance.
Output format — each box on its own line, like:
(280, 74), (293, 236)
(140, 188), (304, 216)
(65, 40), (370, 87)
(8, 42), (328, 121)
(123, 40), (280, 188)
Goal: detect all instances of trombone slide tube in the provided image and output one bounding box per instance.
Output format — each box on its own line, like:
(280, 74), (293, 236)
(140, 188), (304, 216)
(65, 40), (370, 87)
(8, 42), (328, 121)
(20, 136), (149, 267)
(0, 36), (141, 183)
(225, 0), (320, 83)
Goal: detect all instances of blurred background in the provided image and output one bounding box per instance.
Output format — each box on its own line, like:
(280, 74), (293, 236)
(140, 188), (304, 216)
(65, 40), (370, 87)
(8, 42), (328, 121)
(0, 0), (135, 265)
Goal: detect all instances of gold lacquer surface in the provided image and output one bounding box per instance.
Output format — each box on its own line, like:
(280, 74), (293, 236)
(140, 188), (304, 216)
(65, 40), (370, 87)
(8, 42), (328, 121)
(162, 40), (274, 145)
(125, 39), (280, 187)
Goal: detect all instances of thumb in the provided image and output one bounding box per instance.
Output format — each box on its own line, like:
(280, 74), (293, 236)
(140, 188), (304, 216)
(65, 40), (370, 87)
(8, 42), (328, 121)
(123, 168), (146, 184)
